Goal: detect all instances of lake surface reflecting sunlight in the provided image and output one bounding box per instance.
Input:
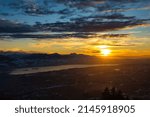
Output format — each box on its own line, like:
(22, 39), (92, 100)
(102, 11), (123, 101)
(10, 64), (118, 75)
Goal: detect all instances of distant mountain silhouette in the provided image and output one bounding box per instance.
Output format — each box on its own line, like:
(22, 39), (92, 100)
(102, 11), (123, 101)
(0, 51), (100, 69)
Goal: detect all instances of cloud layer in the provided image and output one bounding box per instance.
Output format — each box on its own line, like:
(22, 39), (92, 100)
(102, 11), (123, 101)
(0, 0), (150, 40)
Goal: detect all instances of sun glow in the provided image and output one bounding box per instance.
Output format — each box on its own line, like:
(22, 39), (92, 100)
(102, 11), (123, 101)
(101, 49), (111, 56)
(99, 45), (111, 56)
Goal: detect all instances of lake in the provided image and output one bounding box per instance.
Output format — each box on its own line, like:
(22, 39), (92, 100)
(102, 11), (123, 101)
(10, 64), (118, 75)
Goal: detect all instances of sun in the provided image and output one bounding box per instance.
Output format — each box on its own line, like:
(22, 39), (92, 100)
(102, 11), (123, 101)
(101, 49), (111, 56)
(99, 45), (111, 56)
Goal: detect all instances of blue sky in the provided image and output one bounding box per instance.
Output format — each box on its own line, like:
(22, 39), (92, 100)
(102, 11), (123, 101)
(0, 0), (149, 24)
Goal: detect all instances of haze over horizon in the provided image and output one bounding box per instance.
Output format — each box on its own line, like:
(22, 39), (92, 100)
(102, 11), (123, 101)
(0, 0), (150, 57)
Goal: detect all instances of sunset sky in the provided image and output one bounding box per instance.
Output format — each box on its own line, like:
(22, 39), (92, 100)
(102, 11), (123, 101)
(0, 0), (150, 57)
